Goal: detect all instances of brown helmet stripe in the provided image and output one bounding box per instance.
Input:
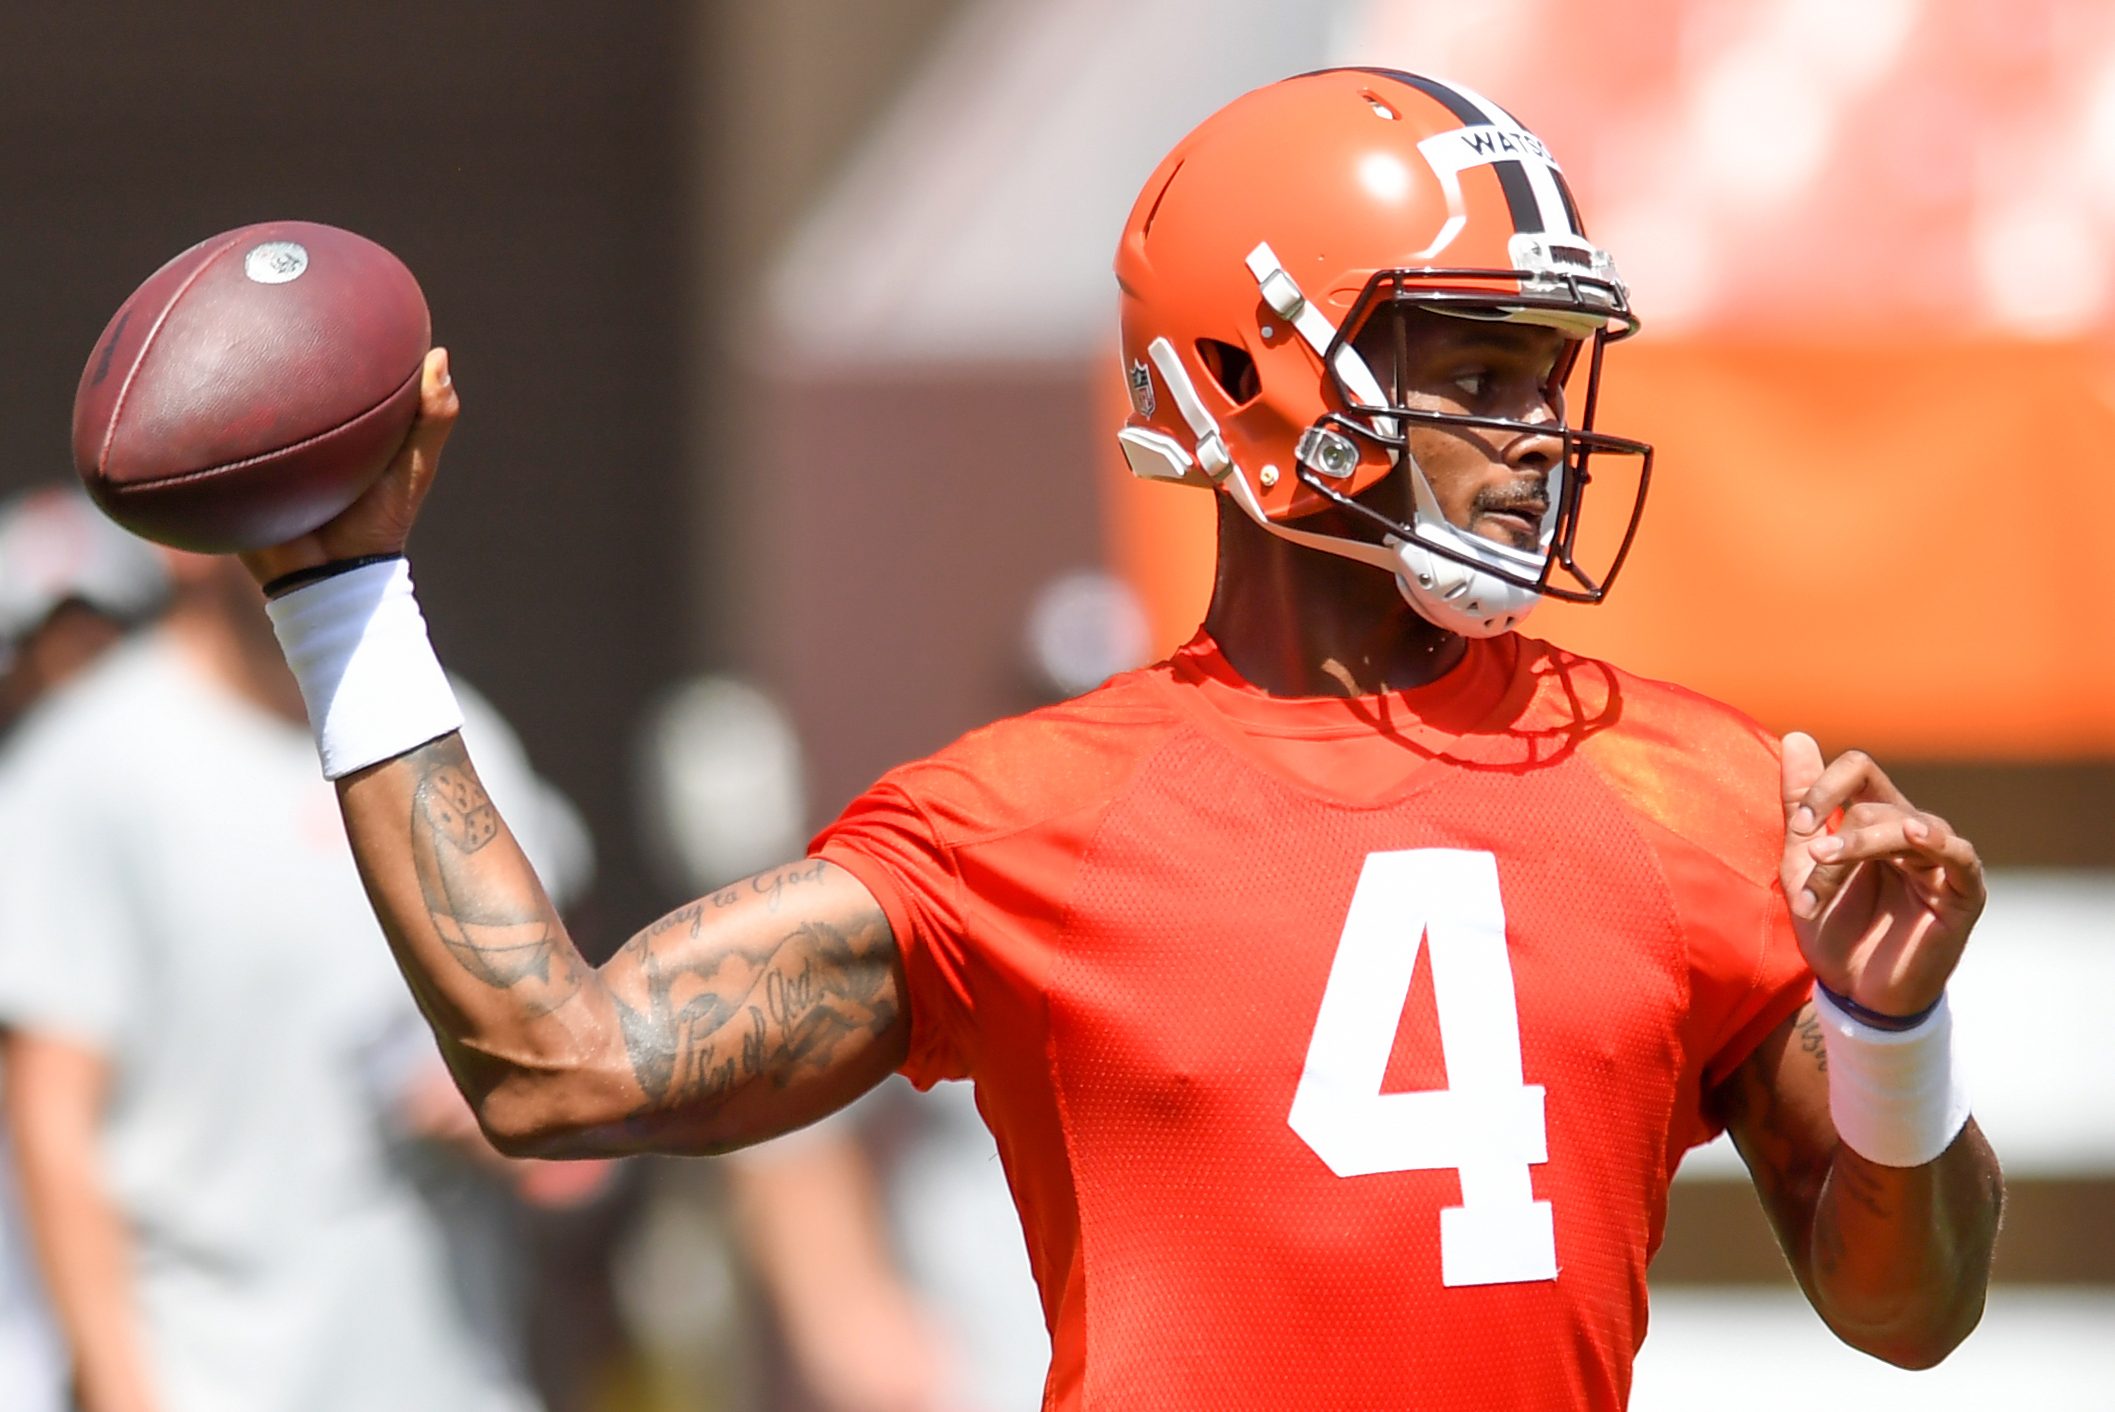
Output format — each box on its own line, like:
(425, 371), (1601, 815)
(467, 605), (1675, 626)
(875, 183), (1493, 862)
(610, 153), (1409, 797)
(1358, 69), (1547, 237)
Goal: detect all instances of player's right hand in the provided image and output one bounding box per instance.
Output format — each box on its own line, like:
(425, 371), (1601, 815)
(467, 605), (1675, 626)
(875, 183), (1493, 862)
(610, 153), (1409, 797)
(238, 346), (458, 589)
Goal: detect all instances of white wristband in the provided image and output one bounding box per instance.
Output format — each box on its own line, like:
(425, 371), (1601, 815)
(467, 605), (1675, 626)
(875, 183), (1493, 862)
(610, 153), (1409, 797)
(1812, 985), (1972, 1168)
(265, 557), (463, 780)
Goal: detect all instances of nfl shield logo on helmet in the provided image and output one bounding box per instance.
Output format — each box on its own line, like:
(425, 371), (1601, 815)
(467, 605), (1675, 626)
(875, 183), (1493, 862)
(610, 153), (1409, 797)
(1127, 358), (1155, 417)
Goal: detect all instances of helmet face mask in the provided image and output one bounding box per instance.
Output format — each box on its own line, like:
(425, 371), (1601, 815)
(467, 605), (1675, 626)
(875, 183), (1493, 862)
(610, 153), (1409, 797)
(1307, 270), (1653, 610)
(1114, 68), (1658, 638)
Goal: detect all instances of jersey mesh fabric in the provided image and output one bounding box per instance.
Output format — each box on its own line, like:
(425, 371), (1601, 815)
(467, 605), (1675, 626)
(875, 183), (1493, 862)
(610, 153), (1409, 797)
(813, 631), (1811, 1412)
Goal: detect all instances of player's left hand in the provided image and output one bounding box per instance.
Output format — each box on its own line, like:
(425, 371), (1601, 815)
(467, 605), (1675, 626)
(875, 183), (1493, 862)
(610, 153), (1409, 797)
(1779, 731), (1985, 1020)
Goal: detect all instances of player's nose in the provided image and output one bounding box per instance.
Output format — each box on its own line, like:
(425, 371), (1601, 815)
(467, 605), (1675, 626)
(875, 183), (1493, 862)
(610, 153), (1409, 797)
(1507, 399), (1564, 473)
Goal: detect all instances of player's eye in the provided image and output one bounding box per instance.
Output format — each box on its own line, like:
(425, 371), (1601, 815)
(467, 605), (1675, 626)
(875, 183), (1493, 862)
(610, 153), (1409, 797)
(1451, 370), (1490, 401)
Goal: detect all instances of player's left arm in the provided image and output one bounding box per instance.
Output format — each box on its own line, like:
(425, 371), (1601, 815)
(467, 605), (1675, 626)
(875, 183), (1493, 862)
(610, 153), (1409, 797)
(1710, 733), (2003, 1370)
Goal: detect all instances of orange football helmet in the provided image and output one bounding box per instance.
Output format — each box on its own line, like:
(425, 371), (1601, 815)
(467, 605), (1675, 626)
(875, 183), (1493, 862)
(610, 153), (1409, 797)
(1114, 68), (1652, 636)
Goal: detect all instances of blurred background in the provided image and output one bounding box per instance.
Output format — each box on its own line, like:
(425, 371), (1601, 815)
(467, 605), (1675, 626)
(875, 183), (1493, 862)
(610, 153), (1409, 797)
(0, 0), (2109, 1408)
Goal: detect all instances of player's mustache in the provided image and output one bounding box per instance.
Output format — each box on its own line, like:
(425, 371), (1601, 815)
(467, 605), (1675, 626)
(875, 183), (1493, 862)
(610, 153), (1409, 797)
(1473, 479), (1551, 517)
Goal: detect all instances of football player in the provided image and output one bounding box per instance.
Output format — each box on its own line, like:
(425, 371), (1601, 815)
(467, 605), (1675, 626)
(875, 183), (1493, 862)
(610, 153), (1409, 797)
(240, 70), (2000, 1410)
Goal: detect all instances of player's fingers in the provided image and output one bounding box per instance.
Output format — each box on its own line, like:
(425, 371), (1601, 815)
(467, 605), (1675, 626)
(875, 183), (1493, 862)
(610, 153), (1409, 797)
(1835, 800), (1900, 832)
(1788, 747), (1908, 837)
(390, 349), (458, 492)
(1778, 733), (1829, 897)
(1780, 731), (1826, 829)
(424, 345), (452, 396)
(1808, 809), (1946, 868)
(414, 347), (459, 432)
(1788, 796), (1898, 918)
(1904, 815), (1987, 911)
(1789, 852), (1857, 919)
(1803, 811), (1985, 915)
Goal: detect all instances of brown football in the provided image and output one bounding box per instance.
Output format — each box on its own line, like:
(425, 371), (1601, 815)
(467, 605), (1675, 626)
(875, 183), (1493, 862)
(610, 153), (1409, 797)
(72, 221), (429, 553)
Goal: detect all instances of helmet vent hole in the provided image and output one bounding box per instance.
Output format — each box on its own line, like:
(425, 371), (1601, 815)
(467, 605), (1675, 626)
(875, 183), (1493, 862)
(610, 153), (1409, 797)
(1360, 90), (1399, 121)
(1139, 160), (1184, 240)
(1195, 339), (1261, 406)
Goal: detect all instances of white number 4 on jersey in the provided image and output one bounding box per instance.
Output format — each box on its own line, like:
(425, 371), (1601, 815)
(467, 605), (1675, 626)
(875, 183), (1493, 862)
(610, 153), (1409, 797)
(1288, 848), (1557, 1287)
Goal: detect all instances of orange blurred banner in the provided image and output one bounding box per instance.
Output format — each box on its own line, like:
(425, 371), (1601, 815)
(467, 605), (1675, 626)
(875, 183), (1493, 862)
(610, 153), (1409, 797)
(1102, 339), (2115, 758)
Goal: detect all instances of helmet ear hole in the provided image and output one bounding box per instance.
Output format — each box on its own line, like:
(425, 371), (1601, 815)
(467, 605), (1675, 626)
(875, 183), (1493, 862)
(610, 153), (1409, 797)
(1195, 339), (1261, 407)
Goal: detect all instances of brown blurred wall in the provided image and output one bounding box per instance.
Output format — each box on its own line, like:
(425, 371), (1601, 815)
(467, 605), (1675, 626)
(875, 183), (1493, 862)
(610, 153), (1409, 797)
(0, 4), (695, 932)
(685, 0), (973, 682)
(0, 3), (989, 928)
(689, 0), (1117, 826)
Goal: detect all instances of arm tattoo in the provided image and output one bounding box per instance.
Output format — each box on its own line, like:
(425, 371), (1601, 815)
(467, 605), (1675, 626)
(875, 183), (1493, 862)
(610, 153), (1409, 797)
(408, 736), (585, 1014)
(1722, 1004), (1891, 1283)
(1714, 1008), (1832, 1260)
(1830, 1150), (1894, 1220)
(605, 864), (895, 1110)
(1794, 1010), (1828, 1073)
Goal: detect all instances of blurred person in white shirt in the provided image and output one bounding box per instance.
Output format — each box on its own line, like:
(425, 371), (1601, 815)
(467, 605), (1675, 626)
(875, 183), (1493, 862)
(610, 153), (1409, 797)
(0, 484), (168, 1412)
(0, 544), (595, 1412)
(0, 485), (168, 739)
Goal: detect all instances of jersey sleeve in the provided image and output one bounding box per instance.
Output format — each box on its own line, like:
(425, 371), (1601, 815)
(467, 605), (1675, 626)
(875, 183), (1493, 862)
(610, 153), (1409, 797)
(1649, 761), (1814, 1148)
(1574, 666), (1816, 1151)
(811, 780), (975, 1089)
(1695, 880), (1812, 1092)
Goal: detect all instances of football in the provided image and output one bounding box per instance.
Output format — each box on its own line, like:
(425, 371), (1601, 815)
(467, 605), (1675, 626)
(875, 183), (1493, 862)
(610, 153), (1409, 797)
(72, 221), (430, 554)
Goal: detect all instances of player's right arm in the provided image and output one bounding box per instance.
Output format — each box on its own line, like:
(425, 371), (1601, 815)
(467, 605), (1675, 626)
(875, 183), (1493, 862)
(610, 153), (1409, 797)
(338, 732), (908, 1156)
(245, 352), (910, 1157)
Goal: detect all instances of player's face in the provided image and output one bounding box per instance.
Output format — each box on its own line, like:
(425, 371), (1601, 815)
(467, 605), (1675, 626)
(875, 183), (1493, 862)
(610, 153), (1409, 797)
(1350, 308), (1570, 552)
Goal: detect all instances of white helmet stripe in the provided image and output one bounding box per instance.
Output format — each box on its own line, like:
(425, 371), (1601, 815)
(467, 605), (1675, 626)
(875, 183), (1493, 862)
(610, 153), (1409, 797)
(1244, 242), (1398, 442)
(1418, 77), (1576, 238)
(1386, 70), (1577, 239)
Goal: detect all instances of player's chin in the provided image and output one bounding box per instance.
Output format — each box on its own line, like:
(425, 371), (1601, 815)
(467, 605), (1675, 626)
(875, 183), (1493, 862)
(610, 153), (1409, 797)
(1470, 513), (1541, 550)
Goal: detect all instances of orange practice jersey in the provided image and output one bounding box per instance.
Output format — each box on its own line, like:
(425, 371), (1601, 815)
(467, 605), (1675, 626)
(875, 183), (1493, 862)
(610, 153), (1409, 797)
(813, 631), (1813, 1411)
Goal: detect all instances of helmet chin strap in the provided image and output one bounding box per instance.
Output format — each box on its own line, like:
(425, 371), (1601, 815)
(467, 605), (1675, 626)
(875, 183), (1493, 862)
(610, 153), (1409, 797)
(1220, 451), (1548, 640)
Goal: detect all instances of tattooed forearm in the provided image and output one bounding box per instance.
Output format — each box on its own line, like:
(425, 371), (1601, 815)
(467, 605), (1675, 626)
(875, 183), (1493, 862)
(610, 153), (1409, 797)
(419, 752), (499, 853)
(606, 864), (897, 1112)
(1830, 1150), (1894, 1220)
(1794, 1011), (1828, 1072)
(1716, 1004), (2002, 1364)
(407, 737), (585, 1014)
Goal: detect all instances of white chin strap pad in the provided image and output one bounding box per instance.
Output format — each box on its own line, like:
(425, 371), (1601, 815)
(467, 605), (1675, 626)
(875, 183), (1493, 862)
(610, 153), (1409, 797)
(1387, 533), (1542, 638)
(1221, 463), (1542, 639)
(1390, 461), (1548, 637)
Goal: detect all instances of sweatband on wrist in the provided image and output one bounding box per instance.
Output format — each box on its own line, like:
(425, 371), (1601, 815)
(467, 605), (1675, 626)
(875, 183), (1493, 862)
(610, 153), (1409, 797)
(1811, 984), (1972, 1168)
(264, 557), (462, 779)
(261, 551), (406, 599)
(1813, 979), (1941, 1032)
